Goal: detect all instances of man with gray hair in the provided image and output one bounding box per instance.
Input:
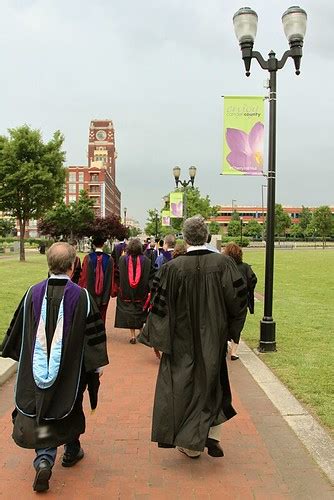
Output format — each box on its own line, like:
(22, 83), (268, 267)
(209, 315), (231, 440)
(139, 216), (247, 459)
(1, 242), (108, 493)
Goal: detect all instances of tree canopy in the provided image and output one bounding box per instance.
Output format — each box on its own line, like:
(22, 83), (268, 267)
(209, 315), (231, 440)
(0, 125), (66, 260)
(313, 205), (333, 245)
(38, 190), (95, 240)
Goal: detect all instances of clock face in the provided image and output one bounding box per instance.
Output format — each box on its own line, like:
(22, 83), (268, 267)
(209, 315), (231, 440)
(96, 130), (107, 141)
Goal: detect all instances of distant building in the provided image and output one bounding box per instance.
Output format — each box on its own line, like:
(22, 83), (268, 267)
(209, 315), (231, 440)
(212, 205), (334, 232)
(65, 119), (121, 217)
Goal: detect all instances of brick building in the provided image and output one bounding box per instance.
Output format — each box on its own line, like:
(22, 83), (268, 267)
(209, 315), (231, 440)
(65, 119), (121, 217)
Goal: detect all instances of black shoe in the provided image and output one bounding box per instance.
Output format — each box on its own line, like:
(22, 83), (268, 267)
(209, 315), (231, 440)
(231, 355), (239, 361)
(206, 438), (224, 457)
(33, 459), (52, 492)
(61, 447), (84, 467)
(129, 338), (137, 344)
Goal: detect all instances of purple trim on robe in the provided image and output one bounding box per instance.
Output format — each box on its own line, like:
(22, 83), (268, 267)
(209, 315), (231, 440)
(160, 249), (173, 262)
(31, 279), (82, 343)
(89, 252), (110, 273)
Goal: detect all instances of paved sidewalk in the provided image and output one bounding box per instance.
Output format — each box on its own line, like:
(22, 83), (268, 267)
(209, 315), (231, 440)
(0, 300), (333, 499)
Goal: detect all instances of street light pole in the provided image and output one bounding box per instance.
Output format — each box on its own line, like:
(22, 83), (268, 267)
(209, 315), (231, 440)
(123, 207), (127, 226)
(233, 6), (307, 352)
(172, 166), (197, 220)
(154, 209), (159, 239)
(240, 217), (243, 246)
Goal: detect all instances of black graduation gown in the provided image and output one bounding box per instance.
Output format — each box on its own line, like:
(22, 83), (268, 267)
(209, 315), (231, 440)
(114, 255), (154, 329)
(138, 250), (248, 452)
(79, 252), (113, 308)
(1, 279), (109, 449)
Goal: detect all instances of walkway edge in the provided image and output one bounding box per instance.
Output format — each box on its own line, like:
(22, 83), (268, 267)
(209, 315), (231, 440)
(238, 340), (334, 485)
(0, 358), (17, 386)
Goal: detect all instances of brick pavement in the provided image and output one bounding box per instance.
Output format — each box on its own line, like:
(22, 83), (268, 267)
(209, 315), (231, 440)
(0, 299), (333, 499)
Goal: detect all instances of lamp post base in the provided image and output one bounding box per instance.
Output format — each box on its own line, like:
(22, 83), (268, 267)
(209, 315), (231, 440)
(259, 319), (277, 352)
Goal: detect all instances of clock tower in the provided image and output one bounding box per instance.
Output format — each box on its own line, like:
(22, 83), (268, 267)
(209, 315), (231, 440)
(88, 119), (117, 181)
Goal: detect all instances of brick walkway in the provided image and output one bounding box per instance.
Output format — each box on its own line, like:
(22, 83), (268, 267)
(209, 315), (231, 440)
(0, 299), (333, 499)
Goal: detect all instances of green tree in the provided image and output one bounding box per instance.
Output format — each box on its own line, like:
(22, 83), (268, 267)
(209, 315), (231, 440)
(289, 223), (303, 238)
(0, 217), (16, 237)
(38, 190), (95, 240)
(313, 205), (333, 247)
(128, 227), (142, 237)
(299, 206), (312, 235)
(275, 204), (291, 237)
(244, 219), (262, 238)
(208, 221), (221, 235)
(227, 220), (241, 237)
(0, 125), (66, 260)
(231, 210), (240, 221)
(145, 209), (162, 237)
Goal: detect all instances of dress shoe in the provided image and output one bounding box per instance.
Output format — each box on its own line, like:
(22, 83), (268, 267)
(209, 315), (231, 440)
(205, 438), (224, 457)
(231, 355), (239, 361)
(129, 338), (137, 344)
(33, 459), (52, 492)
(62, 447), (84, 467)
(177, 447), (201, 459)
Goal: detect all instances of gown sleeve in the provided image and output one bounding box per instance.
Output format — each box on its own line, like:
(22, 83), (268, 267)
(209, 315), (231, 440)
(222, 257), (249, 341)
(138, 265), (172, 354)
(83, 293), (109, 372)
(1, 293), (26, 361)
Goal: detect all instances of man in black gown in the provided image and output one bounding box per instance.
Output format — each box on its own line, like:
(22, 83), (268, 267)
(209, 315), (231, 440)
(139, 216), (247, 459)
(1, 242), (109, 492)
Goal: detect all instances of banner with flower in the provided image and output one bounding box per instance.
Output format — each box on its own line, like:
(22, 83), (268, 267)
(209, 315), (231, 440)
(222, 96), (265, 176)
(169, 192), (184, 218)
(161, 210), (171, 226)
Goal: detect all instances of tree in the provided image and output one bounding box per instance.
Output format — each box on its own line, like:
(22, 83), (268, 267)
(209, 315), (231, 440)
(145, 188), (218, 237)
(313, 206), (333, 247)
(275, 204), (291, 237)
(289, 223), (303, 238)
(244, 219), (262, 238)
(145, 209), (162, 237)
(128, 227), (142, 237)
(0, 217), (16, 237)
(89, 215), (130, 242)
(208, 221), (221, 235)
(0, 125), (66, 260)
(299, 206), (312, 235)
(227, 220), (241, 237)
(38, 190), (95, 240)
(231, 210), (240, 221)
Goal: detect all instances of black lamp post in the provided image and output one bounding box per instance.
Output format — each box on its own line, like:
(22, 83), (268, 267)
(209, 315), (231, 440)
(233, 6), (307, 352)
(123, 207), (127, 226)
(261, 184), (267, 239)
(172, 166), (197, 219)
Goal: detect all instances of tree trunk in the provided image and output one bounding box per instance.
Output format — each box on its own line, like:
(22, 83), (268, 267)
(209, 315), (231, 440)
(19, 219), (26, 261)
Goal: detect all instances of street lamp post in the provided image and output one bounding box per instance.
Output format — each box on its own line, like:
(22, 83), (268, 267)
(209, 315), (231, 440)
(172, 166), (197, 219)
(233, 6), (307, 352)
(123, 207), (127, 226)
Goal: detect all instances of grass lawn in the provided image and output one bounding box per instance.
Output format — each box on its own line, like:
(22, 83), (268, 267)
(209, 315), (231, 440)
(1, 250), (333, 433)
(243, 248), (334, 433)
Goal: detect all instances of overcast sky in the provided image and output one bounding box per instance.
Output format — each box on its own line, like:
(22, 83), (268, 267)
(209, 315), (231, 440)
(0, 0), (333, 226)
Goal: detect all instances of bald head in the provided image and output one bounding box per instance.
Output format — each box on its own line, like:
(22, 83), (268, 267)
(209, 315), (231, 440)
(47, 242), (76, 275)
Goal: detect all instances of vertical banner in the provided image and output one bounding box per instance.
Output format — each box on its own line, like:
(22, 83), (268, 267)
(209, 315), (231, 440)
(170, 192), (184, 218)
(161, 210), (171, 226)
(222, 96), (264, 176)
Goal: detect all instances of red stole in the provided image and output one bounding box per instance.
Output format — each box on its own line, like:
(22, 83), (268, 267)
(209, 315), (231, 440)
(128, 256), (142, 288)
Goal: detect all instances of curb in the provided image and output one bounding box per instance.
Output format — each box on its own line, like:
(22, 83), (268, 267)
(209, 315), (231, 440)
(239, 340), (334, 485)
(0, 358), (17, 386)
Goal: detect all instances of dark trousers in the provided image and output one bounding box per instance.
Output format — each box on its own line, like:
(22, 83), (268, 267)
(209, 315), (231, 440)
(34, 438), (80, 470)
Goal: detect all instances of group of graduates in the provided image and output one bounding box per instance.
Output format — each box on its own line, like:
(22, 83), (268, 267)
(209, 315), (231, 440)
(1, 216), (257, 493)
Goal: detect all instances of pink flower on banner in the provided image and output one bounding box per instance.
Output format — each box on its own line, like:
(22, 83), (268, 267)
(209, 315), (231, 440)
(226, 122), (264, 174)
(171, 201), (183, 217)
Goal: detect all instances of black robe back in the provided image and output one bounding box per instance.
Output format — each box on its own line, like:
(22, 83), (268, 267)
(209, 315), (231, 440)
(139, 250), (248, 451)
